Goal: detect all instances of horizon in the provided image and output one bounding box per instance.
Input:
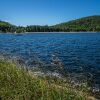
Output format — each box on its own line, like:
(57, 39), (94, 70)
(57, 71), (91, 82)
(1, 15), (100, 27)
(0, 0), (100, 26)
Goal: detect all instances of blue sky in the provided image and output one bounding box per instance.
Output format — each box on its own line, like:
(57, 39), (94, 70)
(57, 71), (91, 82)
(0, 0), (100, 26)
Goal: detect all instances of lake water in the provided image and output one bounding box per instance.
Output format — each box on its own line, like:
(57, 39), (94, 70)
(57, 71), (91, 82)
(0, 32), (100, 88)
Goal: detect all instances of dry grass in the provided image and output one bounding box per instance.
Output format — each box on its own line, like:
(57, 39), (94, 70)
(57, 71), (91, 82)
(0, 60), (95, 100)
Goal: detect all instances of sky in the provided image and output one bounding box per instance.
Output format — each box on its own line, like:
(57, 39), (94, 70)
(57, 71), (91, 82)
(0, 0), (100, 26)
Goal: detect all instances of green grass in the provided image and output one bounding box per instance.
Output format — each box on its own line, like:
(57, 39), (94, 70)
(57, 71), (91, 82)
(0, 60), (95, 100)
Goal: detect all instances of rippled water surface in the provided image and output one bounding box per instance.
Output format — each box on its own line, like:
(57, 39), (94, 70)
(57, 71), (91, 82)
(0, 32), (100, 87)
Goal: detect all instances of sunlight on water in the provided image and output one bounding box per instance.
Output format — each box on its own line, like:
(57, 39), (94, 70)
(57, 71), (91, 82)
(0, 33), (100, 89)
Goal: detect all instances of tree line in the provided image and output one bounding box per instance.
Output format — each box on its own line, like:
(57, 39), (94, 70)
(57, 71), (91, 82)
(0, 15), (100, 33)
(0, 21), (62, 33)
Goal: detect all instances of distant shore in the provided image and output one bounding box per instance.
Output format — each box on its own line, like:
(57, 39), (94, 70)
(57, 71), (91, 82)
(25, 31), (98, 33)
(0, 31), (99, 34)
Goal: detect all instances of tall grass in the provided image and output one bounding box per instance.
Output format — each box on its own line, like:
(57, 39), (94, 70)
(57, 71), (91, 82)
(0, 60), (95, 100)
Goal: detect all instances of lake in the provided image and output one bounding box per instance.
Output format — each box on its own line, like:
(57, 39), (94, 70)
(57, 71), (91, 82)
(0, 32), (100, 89)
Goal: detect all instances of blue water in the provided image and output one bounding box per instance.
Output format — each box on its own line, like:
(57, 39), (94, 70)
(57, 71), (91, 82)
(0, 33), (100, 87)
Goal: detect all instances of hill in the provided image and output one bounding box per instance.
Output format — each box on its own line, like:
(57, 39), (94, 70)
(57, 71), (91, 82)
(53, 15), (100, 32)
(0, 15), (100, 33)
(0, 20), (16, 33)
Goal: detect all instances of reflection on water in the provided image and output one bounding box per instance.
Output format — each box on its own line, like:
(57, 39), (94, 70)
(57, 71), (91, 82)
(0, 32), (100, 90)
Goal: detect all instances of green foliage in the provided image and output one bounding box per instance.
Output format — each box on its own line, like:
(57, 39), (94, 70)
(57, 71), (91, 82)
(0, 21), (16, 33)
(0, 15), (100, 33)
(0, 60), (92, 100)
(54, 15), (100, 32)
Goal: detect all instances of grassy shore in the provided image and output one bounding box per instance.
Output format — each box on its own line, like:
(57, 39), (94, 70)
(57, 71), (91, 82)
(0, 60), (95, 100)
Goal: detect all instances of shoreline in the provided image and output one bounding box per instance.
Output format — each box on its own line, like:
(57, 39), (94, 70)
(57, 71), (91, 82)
(0, 31), (99, 34)
(0, 53), (99, 99)
(25, 31), (98, 33)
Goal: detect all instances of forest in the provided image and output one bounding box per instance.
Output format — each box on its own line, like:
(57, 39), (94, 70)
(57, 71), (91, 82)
(0, 15), (100, 33)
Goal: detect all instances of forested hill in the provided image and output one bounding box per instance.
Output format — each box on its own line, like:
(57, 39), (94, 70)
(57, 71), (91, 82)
(0, 20), (16, 33)
(0, 15), (100, 33)
(53, 15), (100, 32)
